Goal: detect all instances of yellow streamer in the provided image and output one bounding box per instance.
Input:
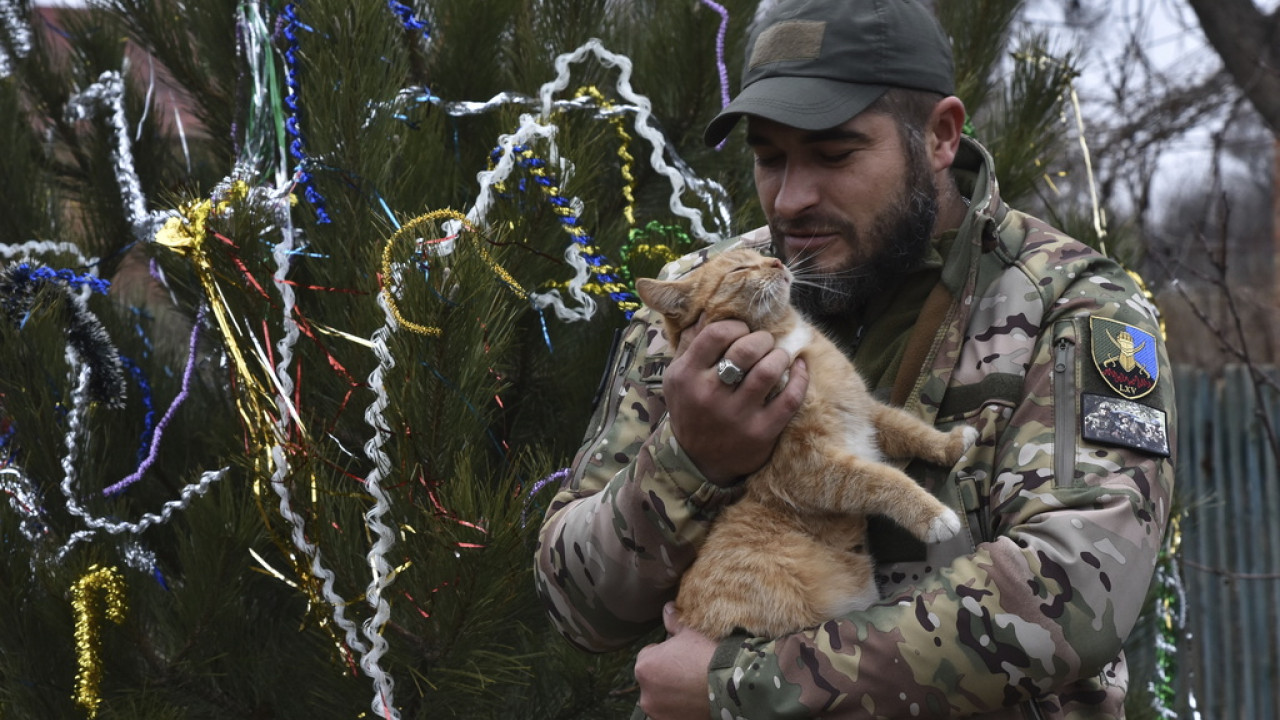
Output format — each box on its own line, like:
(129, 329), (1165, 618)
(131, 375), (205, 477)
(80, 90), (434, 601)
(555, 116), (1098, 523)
(154, 183), (282, 458)
(154, 185), (335, 633)
(380, 209), (530, 336)
(381, 210), (469, 336)
(71, 565), (128, 718)
(575, 85), (637, 226)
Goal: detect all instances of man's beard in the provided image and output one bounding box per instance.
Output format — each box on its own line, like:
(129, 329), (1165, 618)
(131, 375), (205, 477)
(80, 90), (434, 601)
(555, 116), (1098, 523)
(777, 142), (938, 318)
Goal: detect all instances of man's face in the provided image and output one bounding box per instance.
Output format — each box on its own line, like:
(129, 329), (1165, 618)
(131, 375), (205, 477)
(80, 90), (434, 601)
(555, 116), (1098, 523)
(747, 111), (938, 317)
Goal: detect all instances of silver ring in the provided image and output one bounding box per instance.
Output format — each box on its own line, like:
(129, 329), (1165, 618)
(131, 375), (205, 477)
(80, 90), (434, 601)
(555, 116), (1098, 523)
(716, 357), (745, 385)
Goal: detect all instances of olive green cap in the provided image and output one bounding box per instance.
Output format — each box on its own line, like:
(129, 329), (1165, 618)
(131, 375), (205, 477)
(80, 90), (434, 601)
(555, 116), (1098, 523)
(704, 0), (955, 146)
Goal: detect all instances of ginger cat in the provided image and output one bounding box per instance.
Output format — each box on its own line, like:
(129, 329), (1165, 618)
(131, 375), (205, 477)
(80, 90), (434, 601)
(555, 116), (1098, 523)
(635, 247), (977, 639)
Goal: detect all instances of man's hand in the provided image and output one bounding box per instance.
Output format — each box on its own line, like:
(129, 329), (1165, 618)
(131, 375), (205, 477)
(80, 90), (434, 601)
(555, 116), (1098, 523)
(635, 603), (719, 720)
(664, 318), (808, 486)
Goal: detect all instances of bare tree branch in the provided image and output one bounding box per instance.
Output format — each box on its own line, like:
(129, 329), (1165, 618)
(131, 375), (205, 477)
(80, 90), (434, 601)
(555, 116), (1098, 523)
(1185, 0), (1280, 135)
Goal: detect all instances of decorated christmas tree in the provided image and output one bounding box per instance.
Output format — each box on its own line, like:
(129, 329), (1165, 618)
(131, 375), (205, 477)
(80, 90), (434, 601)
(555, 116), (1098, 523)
(1, 1), (1178, 718)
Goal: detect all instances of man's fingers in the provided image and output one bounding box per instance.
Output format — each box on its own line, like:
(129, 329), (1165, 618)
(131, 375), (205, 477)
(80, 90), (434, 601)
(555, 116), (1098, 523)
(682, 319), (750, 367)
(776, 356), (808, 406)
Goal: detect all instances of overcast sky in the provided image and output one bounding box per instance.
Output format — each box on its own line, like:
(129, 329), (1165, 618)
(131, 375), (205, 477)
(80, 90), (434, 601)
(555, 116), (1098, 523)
(1023, 0), (1278, 208)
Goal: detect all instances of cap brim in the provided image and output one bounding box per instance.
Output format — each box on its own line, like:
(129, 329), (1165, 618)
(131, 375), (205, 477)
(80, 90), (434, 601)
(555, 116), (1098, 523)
(703, 76), (890, 146)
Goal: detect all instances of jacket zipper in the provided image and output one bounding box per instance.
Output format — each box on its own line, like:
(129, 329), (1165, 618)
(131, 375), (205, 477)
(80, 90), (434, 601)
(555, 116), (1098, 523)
(572, 341), (635, 486)
(1053, 335), (1077, 488)
(1022, 700), (1048, 720)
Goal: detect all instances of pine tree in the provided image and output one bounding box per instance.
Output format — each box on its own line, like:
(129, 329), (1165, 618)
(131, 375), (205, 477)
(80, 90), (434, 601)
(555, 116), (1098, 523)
(0, 1), (1165, 718)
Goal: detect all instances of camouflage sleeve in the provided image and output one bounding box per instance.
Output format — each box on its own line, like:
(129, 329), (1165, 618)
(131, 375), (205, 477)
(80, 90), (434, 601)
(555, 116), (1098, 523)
(707, 252), (1175, 717)
(533, 310), (744, 652)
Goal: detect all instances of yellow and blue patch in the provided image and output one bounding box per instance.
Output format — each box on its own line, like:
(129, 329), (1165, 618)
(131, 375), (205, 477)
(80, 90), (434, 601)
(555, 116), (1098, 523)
(1090, 317), (1159, 400)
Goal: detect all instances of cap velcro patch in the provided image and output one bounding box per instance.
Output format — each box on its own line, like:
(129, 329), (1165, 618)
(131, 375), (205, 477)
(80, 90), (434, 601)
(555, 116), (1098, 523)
(750, 20), (825, 68)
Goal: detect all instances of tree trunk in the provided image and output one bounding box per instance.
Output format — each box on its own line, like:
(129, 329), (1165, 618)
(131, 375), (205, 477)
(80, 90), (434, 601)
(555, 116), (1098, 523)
(1275, 138), (1280, 317)
(1186, 0), (1280, 135)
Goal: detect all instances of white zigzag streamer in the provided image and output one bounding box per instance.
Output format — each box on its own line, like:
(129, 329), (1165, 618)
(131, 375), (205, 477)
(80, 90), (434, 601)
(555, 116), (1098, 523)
(459, 39), (739, 324)
(203, 10), (368, 658)
(54, 347), (227, 563)
(369, 87), (733, 238)
(266, 195), (371, 660)
(538, 39), (726, 243)
(358, 267), (405, 720)
(464, 116), (602, 322)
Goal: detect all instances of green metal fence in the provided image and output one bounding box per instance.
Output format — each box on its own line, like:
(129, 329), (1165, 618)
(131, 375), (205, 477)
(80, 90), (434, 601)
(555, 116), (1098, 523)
(1175, 365), (1280, 719)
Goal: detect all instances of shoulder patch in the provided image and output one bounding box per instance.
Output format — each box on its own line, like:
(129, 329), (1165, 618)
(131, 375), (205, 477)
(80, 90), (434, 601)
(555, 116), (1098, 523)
(1082, 393), (1170, 457)
(1089, 317), (1159, 399)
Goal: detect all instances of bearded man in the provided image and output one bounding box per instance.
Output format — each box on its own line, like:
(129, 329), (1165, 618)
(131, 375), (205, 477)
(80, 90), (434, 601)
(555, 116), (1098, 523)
(534, 1), (1176, 718)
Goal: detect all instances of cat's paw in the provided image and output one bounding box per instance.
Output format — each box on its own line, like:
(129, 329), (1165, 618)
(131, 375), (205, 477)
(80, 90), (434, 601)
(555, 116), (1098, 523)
(946, 425), (980, 462)
(925, 508), (962, 543)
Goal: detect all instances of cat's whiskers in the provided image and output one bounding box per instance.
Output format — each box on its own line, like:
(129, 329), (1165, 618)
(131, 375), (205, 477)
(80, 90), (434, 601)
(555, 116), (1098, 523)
(785, 254), (866, 299)
(747, 278), (784, 318)
(784, 250), (858, 282)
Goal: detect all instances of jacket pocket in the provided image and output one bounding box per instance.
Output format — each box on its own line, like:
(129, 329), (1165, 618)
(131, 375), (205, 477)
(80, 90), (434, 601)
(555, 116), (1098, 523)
(1052, 319), (1083, 488)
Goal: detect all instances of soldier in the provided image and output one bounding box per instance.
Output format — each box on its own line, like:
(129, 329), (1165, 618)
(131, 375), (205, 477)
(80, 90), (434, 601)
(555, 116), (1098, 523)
(534, 0), (1176, 718)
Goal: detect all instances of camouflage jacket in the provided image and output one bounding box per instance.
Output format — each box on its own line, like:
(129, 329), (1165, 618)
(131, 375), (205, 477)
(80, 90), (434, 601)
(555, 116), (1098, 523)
(534, 136), (1176, 719)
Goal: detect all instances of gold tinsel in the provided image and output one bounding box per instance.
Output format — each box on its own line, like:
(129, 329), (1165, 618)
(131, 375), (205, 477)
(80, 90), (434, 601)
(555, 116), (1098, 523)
(574, 85), (637, 226)
(71, 565), (128, 717)
(381, 209), (530, 337)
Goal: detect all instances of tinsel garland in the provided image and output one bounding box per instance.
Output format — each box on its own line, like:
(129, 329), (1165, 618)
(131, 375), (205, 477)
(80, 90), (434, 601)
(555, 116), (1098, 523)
(118, 356), (156, 466)
(698, 1), (732, 130)
(0, 465), (47, 542)
(1148, 515), (1199, 718)
(490, 144), (640, 318)
(0, 11), (750, 716)
(70, 565), (127, 717)
(0, 263), (126, 409)
(0, 0), (32, 78)
(100, 308), (204, 497)
(64, 70), (173, 240)
(386, 0), (428, 31)
(523, 467), (569, 526)
(618, 221), (697, 288)
(281, 2), (332, 223)
(574, 86), (637, 226)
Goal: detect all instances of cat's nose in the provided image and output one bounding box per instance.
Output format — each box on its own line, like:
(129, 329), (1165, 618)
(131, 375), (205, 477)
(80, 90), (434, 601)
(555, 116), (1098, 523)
(769, 258), (784, 269)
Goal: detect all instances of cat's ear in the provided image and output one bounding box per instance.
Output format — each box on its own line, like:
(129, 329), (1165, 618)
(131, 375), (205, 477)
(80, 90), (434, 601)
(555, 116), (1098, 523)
(635, 277), (689, 317)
